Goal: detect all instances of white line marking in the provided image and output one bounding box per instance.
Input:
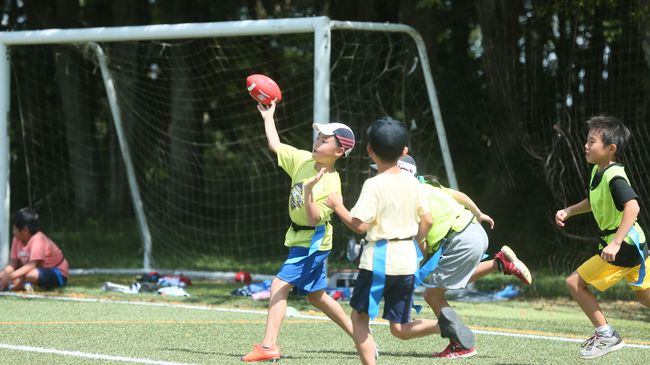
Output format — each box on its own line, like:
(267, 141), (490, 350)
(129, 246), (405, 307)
(0, 343), (198, 365)
(2, 292), (649, 350)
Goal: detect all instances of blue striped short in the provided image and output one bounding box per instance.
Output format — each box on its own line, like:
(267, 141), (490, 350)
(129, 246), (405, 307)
(276, 246), (330, 295)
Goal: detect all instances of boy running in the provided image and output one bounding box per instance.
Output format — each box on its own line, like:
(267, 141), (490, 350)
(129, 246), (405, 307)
(241, 101), (355, 362)
(327, 117), (472, 365)
(556, 115), (649, 359)
(392, 155), (532, 358)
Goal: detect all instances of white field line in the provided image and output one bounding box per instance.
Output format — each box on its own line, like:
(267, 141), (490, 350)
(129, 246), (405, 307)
(0, 343), (198, 365)
(2, 292), (649, 350)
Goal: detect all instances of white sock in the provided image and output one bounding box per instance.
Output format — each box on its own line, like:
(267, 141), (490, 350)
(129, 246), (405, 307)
(595, 324), (614, 337)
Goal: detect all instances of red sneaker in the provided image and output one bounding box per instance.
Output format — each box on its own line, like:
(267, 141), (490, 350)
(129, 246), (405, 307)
(241, 344), (281, 362)
(494, 245), (532, 285)
(434, 341), (478, 358)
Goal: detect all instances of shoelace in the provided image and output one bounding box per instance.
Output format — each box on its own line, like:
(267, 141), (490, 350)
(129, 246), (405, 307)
(442, 342), (462, 355)
(581, 333), (599, 349)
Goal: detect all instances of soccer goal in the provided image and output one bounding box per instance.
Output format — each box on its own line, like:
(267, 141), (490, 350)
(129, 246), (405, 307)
(0, 17), (456, 273)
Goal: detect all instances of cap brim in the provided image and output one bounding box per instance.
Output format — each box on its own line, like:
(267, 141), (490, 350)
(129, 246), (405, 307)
(313, 122), (335, 136)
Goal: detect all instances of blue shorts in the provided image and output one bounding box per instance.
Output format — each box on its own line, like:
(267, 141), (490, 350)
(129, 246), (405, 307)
(37, 268), (67, 290)
(276, 247), (330, 295)
(350, 269), (414, 323)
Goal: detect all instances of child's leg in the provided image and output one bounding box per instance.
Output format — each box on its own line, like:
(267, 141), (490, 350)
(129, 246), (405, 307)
(261, 277), (294, 346)
(389, 318), (440, 340)
(566, 271), (607, 327)
(634, 288), (650, 307)
(351, 310), (376, 365)
(306, 289), (353, 337)
(422, 287), (448, 317)
(469, 260), (498, 283)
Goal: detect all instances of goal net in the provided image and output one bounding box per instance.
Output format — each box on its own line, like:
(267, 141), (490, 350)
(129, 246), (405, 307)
(3, 18), (454, 272)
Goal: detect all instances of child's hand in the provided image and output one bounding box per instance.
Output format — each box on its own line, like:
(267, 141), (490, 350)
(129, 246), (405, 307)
(555, 209), (568, 227)
(418, 240), (428, 253)
(326, 192), (343, 209)
(601, 242), (621, 262)
(304, 168), (326, 191)
(478, 213), (495, 229)
(257, 100), (276, 120)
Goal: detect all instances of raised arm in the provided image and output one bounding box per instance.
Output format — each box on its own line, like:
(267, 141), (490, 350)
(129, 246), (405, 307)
(555, 198), (591, 228)
(257, 101), (281, 153)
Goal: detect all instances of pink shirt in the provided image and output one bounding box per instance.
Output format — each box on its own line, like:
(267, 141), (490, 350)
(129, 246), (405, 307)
(10, 232), (69, 277)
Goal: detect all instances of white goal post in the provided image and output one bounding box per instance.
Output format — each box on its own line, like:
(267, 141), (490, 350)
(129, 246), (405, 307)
(0, 16), (457, 268)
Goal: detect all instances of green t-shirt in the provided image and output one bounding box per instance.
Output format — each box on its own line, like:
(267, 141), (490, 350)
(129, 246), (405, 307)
(589, 163), (645, 249)
(277, 143), (339, 250)
(422, 183), (475, 253)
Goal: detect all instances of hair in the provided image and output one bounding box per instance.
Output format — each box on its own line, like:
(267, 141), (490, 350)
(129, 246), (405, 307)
(367, 117), (408, 162)
(586, 115), (631, 157)
(13, 207), (39, 234)
(422, 175), (443, 187)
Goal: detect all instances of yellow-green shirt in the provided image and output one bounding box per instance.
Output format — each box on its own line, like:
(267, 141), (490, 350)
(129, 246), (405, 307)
(277, 143), (339, 250)
(589, 164), (646, 247)
(422, 183), (475, 253)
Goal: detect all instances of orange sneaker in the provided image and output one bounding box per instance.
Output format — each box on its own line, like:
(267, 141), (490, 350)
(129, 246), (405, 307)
(241, 344), (281, 362)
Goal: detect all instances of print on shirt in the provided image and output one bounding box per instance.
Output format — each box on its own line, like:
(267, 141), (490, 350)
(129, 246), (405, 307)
(290, 182), (304, 210)
(18, 250), (29, 264)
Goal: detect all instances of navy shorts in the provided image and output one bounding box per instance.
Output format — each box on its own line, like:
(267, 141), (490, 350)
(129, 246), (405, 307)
(37, 268), (67, 290)
(350, 269), (414, 323)
(276, 246), (330, 295)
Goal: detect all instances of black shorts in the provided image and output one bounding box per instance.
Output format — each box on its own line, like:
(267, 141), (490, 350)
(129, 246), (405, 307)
(350, 269), (414, 324)
(37, 268), (67, 290)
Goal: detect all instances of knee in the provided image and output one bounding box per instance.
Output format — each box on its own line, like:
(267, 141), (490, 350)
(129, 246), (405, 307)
(636, 292), (650, 308)
(389, 324), (409, 340)
(566, 274), (581, 292)
(306, 292), (320, 306)
(423, 289), (443, 304)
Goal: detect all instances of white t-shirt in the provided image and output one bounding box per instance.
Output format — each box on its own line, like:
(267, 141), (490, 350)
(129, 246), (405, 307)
(351, 171), (429, 275)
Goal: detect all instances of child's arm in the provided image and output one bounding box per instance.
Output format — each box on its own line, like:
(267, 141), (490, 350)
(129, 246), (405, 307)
(7, 260), (38, 282)
(326, 192), (369, 234)
(416, 212), (433, 250)
(600, 199), (640, 262)
(555, 198), (591, 228)
(0, 261), (17, 290)
(257, 101), (281, 154)
(447, 189), (494, 229)
(303, 168), (326, 226)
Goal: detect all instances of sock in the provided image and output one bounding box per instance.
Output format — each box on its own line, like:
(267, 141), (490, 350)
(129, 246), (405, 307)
(595, 324), (614, 337)
(495, 258), (504, 273)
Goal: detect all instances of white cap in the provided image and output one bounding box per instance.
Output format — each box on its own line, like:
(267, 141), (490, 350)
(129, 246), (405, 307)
(313, 122), (356, 157)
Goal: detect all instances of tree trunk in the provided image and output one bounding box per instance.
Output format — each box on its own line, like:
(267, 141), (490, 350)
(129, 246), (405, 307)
(53, 0), (97, 214)
(106, 0), (148, 217)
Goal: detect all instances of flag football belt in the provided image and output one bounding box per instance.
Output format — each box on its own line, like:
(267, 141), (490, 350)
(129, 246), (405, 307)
(283, 224), (327, 265)
(367, 238), (422, 320)
(598, 225), (647, 286)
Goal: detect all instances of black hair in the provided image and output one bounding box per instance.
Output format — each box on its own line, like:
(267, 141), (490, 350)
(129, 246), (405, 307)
(586, 115), (631, 157)
(422, 175), (443, 187)
(366, 117), (408, 162)
(14, 207), (39, 234)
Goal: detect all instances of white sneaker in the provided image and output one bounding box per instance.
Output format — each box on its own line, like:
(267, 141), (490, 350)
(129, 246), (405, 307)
(580, 331), (625, 359)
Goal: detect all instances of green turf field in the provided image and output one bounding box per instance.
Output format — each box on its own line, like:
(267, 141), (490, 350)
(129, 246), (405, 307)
(0, 280), (648, 364)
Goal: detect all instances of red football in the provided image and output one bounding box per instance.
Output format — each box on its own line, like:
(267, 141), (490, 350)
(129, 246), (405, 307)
(246, 74), (282, 104)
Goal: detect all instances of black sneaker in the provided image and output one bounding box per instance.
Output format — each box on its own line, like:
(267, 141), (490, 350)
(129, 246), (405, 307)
(438, 307), (475, 350)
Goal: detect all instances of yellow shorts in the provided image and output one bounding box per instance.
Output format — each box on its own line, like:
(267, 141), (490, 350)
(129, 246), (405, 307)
(577, 255), (650, 292)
